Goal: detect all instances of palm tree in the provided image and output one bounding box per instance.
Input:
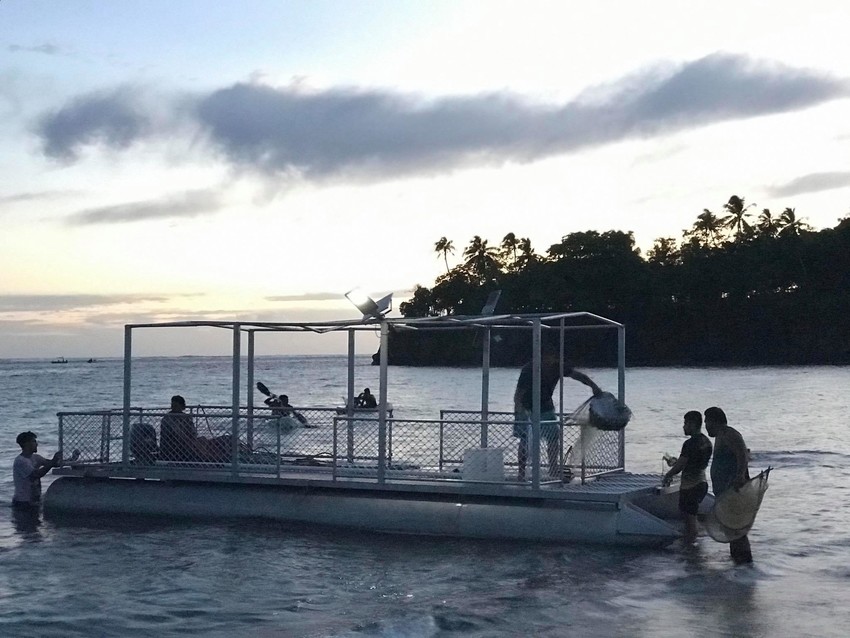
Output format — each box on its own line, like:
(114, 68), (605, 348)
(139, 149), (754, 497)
(756, 208), (778, 237)
(434, 237), (455, 273)
(516, 237), (536, 269)
(686, 209), (724, 247)
(500, 232), (519, 270)
(462, 235), (501, 281)
(721, 195), (755, 240)
(777, 207), (811, 236)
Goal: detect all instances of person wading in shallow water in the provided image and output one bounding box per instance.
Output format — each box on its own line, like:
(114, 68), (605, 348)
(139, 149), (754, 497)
(705, 406), (753, 564)
(663, 411), (713, 545)
(12, 431), (78, 509)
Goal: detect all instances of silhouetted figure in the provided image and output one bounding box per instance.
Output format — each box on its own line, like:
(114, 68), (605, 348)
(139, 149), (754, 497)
(355, 388), (377, 409)
(159, 395), (197, 462)
(513, 352), (601, 481)
(705, 406), (753, 564)
(663, 411), (713, 544)
(265, 393), (308, 424)
(12, 431), (76, 508)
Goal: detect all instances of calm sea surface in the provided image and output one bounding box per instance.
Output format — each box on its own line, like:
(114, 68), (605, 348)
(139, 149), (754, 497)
(1, 357), (849, 637)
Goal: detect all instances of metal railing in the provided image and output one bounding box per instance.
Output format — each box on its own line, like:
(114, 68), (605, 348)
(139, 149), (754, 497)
(439, 410), (625, 482)
(57, 405), (624, 487)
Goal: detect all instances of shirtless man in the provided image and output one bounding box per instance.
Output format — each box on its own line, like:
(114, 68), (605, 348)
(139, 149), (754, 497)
(705, 406), (753, 564)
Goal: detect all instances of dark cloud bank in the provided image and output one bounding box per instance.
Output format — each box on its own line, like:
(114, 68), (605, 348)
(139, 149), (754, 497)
(37, 53), (849, 184)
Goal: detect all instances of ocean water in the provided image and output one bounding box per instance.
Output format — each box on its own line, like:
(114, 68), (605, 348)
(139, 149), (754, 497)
(1, 357), (849, 638)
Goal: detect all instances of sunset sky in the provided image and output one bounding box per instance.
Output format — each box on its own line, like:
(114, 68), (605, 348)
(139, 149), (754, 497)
(2, 0), (849, 357)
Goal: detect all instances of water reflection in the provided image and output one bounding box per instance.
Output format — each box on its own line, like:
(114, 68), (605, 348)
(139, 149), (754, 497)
(8, 505), (43, 542)
(700, 567), (763, 637)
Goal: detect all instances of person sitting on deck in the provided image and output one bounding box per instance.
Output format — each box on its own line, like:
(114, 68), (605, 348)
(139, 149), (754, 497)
(160, 395), (251, 462)
(159, 395), (198, 462)
(355, 388), (377, 409)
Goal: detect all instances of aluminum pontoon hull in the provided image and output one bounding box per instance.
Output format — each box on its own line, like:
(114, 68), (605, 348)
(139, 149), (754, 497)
(44, 476), (679, 547)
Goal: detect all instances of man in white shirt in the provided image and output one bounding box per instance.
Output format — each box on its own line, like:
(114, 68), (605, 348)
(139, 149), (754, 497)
(12, 431), (62, 509)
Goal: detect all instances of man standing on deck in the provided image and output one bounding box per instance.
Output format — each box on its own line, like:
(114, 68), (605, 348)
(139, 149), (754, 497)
(663, 411), (713, 544)
(513, 351), (601, 481)
(12, 431), (62, 509)
(705, 406), (753, 564)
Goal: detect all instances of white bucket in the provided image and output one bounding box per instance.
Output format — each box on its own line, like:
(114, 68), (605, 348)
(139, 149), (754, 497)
(462, 448), (505, 482)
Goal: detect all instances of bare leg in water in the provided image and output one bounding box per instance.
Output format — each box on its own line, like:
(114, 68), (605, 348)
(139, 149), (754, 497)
(730, 535), (753, 563)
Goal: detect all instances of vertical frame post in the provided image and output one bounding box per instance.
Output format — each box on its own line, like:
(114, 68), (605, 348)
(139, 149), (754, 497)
(231, 323), (241, 476)
(247, 330), (255, 450)
(347, 330), (356, 463)
(332, 418), (338, 481)
(122, 325), (132, 469)
(377, 321), (389, 484)
(347, 330), (355, 414)
(276, 409), (281, 479)
(58, 414), (64, 460)
(558, 319), (565, 480)
(481, 326), (490, 447)
(531, 318), (541, 489)
(618, 324), (626, 469)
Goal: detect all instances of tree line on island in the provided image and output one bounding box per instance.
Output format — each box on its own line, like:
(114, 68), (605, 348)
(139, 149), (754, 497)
(391, 196), (850, 366)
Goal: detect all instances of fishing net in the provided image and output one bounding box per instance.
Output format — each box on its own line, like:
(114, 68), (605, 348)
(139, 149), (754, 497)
(566, 393), (631, 470)
(704, 468), (771, 543)
(569, 424), (601, 469)
(569, 392), (632, 431)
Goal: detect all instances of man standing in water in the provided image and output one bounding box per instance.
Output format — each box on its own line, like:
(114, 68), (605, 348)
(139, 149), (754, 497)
(513, 351), (601, 481)
(663, 411), (713, 544)
(705, 406), (753, 563)
(12, 431), (62, 509)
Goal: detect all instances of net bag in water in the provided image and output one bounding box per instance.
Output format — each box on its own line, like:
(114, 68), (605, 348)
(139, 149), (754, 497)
(569, 392), (632, 431)
(704, 468), (771, 543)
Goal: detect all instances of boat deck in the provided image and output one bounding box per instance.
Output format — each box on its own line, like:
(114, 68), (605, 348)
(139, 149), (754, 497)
(53, 460), (662, 505)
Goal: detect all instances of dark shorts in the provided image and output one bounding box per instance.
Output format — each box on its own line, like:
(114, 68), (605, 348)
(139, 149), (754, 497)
(513, 410), (559, 443)
(678, 482), (708, 516)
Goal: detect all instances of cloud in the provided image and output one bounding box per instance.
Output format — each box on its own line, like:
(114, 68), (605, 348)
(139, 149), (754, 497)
(265, 292), (347, 302)
(64, 189), (223, 225)
(7, 43), (64, 56)
(0, 293), (187, 312)
(37, 86), (152, 161)
(266, 289), (412, 304)
(37, 53), (850, 182)
(0, 189), (83, 205)
(767, 171), (850, 197)
(82, 307), (250, 325)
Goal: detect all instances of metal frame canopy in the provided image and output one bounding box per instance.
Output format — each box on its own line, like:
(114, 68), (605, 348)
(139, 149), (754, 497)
(120, 311), (626, 486)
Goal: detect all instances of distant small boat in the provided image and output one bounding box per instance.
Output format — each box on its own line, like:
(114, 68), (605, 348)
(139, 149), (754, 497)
(87, 358), (97, 363)
(51, 357), (68, 364)
(335, 402), (393, 416)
